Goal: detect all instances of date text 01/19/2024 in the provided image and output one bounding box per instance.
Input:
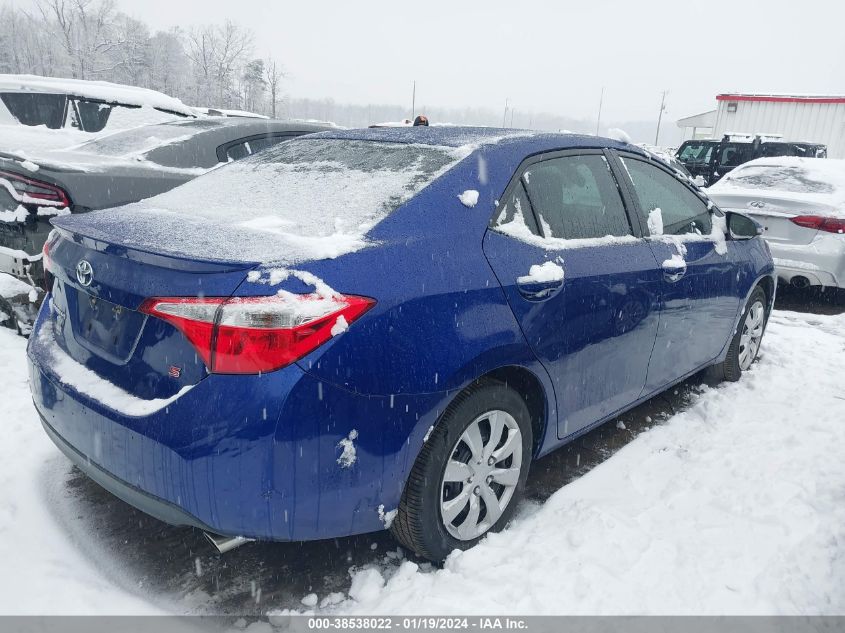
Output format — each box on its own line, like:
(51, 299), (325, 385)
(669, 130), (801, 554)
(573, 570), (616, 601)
(305, 617), (529, 630)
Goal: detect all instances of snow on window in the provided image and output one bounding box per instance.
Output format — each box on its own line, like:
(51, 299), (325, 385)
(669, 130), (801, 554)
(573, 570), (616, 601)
(458, 189), (479, 208)
(337, 429), (359, 468)
(710, 157), (845, 217)
(92, 139), (466, 265)
(647, 207), (664, 236)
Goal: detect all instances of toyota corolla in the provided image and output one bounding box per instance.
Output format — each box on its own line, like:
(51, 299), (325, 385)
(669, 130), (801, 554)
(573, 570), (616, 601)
(28, 127), (775, 561)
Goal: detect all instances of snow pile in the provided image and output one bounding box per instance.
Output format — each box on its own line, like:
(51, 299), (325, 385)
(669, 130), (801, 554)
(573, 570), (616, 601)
(606, 128), (632, 144)
(457, 189), (479, 207)
(0, 205), (28, 223)
(330, 315), (349, 336)
(337, 430), (359, 468)
(517, 260), (564, 284)
(377, 504), (398, 529)
(309, 310), (845, 615)
(708, 157), (845, 217)
(661, 252), (686, 269)
(0, 327), (165, 614)
(0, 272), (33, 299)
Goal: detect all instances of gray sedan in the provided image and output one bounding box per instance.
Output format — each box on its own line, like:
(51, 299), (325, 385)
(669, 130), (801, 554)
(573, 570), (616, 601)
(0, 118), (334, 285)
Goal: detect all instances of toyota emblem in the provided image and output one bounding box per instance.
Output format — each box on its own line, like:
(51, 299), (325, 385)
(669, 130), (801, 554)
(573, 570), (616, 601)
(76, 260), (94, 287)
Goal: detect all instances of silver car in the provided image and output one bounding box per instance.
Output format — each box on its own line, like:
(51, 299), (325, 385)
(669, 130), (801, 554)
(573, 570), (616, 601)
(707, 157), (845, 289)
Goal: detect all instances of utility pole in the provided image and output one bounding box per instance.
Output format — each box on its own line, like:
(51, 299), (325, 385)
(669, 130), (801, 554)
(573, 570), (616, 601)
(510, 108), (515, 127)
(595, 86), (604, 136)
(655, 90), (668, 145)
(503, 97), (509, 128)
(411, 81), (416, 120)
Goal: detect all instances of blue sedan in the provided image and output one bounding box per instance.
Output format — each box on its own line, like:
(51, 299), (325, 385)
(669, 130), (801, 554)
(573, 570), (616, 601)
(27, 127), (775, 562)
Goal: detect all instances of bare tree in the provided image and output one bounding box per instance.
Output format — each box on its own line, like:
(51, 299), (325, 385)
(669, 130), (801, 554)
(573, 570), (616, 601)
(35, 0), (129, 79)
(265, 57), (285, 118)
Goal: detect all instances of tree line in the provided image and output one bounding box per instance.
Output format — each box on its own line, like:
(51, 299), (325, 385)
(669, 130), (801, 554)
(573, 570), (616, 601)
(0, 0), (285, 116)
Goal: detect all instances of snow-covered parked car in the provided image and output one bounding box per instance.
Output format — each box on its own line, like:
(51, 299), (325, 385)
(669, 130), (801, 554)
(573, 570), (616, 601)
(0, 118), (333, 330)
(0, 74), (195, 135)
(707, 157), (845, 289)
(29, 127), (775, 562)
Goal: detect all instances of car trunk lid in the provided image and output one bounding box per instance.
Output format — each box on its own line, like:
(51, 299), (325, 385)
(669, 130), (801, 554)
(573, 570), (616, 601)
(709, 192), (838, 246)
(42, 223), (257, 402)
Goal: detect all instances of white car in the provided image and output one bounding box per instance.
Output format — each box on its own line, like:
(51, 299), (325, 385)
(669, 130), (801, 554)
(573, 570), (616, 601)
(707, 157), (845, 289)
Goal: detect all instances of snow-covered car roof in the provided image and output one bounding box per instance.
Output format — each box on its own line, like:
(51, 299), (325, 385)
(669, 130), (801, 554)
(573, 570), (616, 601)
(0, 74), (195, 117)
(193, 107), (269, 119)
(708, 157), (845, 215)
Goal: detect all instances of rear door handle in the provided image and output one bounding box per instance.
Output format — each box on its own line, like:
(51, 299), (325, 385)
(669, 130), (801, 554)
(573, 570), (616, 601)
(516, 278), (564, 301)
(662, 259), (687, 283)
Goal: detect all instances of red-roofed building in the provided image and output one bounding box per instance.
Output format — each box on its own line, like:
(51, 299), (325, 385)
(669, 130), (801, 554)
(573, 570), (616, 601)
(711, 93), (845, 158)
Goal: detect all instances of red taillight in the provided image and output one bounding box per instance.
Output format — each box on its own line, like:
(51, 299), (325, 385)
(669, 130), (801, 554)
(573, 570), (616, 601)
(42, 237), (54, 293)
(139, 293), (376, 374)
(0, 169), (70, 207)
(790, 215), (845, 234)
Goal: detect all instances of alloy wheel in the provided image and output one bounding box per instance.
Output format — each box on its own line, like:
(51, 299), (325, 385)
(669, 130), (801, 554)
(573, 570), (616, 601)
(439, 409), (523, 540)
(738, 300), (765, 370)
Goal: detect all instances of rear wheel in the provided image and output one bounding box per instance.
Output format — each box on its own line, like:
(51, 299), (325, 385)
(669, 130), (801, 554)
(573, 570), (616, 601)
(709, 286), (767, 382)
(391, 380), (533, 562)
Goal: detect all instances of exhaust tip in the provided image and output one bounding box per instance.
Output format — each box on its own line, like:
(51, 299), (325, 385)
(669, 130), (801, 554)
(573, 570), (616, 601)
(790, 276), (811, 289)
(204, 531), (252, 554)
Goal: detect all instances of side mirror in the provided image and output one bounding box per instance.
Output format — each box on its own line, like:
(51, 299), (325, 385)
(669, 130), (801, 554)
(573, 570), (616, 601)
(726, 211), (762, 240)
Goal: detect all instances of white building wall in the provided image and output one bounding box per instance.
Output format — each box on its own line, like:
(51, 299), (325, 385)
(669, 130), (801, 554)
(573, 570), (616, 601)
(712, 99), (845, 158)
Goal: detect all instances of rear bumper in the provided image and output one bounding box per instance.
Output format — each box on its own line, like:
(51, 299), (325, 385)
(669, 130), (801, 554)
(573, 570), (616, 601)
(27, 303), (446, 542)
(40, 413), (216, 532)
(769, 236), (845, 288)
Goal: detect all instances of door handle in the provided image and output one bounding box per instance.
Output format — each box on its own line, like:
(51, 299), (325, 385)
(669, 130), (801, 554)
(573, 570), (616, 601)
(516, 278), (564, 301)
(662, 259), (687, 283)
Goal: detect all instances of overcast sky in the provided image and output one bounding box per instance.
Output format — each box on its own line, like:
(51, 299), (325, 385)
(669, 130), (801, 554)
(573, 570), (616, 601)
(52, 0), (845, 125)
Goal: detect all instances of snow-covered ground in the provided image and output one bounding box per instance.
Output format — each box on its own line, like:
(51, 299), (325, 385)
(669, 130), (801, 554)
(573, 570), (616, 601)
(0, 307), (843, 616)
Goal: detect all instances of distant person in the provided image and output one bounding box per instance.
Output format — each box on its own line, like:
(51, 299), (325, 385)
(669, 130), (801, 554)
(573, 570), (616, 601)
(413, 115), (429, 126)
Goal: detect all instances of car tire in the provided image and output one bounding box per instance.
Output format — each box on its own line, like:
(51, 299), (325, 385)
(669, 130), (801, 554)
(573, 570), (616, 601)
(391, 379), (533, 563)
(709, 286), (768, 383)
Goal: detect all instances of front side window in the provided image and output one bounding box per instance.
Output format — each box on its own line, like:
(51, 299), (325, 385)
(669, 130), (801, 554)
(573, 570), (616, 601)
(521, 155), (631, 240)
(621, 157), (712, 236)
(678, 142), (714, 164)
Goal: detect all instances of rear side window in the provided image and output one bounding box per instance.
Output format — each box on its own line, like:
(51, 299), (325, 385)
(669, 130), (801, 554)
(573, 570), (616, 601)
(1, 93), (66, 128)
(522, 155), (631, 240)
(621, 157), (711, 236)
(221, 135), (292, 162)
(718, 143), (754, 167)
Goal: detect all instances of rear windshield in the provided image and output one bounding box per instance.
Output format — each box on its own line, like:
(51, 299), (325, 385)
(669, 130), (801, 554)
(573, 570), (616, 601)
(73, 120), (219, 157)
(134, 137), (463, 251)
(723, 164), (835, 194)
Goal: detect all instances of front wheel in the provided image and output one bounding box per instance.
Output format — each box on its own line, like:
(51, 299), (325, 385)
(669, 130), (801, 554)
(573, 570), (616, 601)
(391, 380), (533, 562)
(709, 286), (768, 382)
